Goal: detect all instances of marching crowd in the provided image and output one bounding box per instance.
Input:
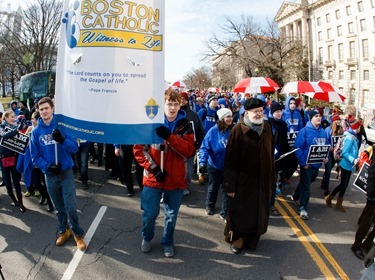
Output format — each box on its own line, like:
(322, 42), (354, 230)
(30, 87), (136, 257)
(1, 91), (375, 277)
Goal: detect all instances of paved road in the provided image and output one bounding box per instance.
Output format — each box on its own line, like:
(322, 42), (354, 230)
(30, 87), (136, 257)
(0, 162), (370, 279)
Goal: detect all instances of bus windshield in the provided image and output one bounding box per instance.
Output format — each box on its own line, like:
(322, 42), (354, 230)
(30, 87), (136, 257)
(18, 70), (55, 102)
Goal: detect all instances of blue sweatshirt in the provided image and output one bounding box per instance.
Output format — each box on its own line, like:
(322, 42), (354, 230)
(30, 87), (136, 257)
(199, 124), (231, 170)
(30, 115), (78, 174)
(294, 121), (328, 169)
(282, 96), (304, 132)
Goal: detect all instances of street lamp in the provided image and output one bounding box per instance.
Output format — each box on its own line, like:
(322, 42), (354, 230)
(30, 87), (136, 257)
(254, 67), (259, 77)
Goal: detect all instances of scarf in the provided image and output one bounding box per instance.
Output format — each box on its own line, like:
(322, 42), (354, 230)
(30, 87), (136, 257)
(244, 114), (264, 136)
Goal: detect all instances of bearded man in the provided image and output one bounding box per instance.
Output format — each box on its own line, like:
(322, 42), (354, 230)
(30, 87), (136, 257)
(223, 98), (275, 254)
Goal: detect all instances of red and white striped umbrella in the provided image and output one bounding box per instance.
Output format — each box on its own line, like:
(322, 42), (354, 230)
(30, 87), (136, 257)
(172, 81), (186, 88)
(304, 81), (346, 102)
(207, 87), (220, 93)
(233, 77), (279, 94)
(280, 81), (323, 94)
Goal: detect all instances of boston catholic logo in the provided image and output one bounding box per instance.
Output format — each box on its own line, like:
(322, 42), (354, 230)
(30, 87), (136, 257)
(145, 98), (159, 120)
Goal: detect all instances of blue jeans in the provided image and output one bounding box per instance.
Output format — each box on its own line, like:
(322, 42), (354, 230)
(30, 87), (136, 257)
(293, 167), (319, 211)
(206, 164), (228, 218)
(186, 156), (194, 189)
(74, 144), (90, 183)
(45, 169), (84, 237)
(331, 167), (352, 198)
(141, 186), (183, 247)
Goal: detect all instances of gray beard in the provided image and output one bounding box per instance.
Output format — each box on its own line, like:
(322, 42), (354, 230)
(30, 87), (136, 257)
(244, 114), (264, 136)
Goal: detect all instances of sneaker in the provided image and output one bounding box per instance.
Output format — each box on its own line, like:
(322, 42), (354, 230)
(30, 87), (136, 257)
(141, 239), (151, 253)
(82, 182), (89, 190)
(205, 208), (214, 215)
(183, 189), (190, 196)
(34, 191), (40, 197)
(164, 246), (174, 258)
(24, 191), (33, 197)
(198, 175), (205, 184)
(290, 195), (300, 207)
(300, 209), (309, 220)
(292, 171), (299, 177)
(56, 229), (72, 246)
(74, 235), (87, 251)
(127, 190), (134, 197)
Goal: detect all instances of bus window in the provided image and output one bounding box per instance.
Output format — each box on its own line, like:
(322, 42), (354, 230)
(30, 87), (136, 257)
(18, 70), (55, 103)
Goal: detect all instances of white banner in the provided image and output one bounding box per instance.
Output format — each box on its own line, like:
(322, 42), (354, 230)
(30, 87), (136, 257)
(55, 0), (165, 144)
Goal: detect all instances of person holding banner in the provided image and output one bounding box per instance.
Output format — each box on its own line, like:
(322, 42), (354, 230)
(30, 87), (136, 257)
(325, 117), (360, 212)
(30, 97), (86, 251)
(320, 114), (343, 197)
(292, 110), (329, 220)
(134, 90), (195, 258)
(0, 110), (27, 212)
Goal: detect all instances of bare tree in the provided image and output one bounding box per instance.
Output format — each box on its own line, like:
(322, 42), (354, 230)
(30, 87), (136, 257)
(183, 66), (212, 90)
(0, 0), (62, 96)
(203, 15), (309, 87)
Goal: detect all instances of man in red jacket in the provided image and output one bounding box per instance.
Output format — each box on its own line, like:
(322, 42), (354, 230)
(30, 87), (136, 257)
(134, 90), (195, 258)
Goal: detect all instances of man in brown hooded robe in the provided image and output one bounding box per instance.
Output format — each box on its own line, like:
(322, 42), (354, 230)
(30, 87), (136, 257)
(223, 97), (275, 254)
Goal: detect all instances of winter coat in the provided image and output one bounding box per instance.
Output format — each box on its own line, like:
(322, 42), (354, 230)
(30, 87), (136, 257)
(133, 110), (195, 191)
(294, 121), (329, 169)
(223, 120), (275, 236)
(367, 156), (375, 202)
(199, 124), (232, 171)
(0, 121), (19, 157)
(339, 129), (359, 171)
(282, 96), (304, 132)
(30, 115), (78, 174)
(181, 105), (205, 149)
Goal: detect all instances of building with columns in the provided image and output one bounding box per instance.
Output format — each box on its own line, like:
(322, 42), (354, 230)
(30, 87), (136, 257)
(275, 0), (375, 119)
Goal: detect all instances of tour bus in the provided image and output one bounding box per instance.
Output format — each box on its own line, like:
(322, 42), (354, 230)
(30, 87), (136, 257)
(18, 70), (55, 106)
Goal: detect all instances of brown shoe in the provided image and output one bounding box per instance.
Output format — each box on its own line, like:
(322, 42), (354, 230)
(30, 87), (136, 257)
(74, 235), (87, 251)
(56, 229), (71, 246)
(198, 175), (205, 184)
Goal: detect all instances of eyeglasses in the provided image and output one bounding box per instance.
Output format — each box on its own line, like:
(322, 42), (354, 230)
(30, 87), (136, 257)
(248, 109), (264, 115)
(165, 102), (180, 108)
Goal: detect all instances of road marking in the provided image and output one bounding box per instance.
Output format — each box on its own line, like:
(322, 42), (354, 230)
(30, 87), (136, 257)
(61, 206), (107, 280)
(276, 198), (349, 280)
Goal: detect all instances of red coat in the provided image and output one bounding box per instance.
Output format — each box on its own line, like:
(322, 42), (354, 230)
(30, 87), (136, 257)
(134, 118), (195, 191)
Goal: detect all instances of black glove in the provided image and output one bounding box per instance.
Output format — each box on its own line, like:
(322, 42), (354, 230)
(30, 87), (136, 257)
(199, 165), (206, 174)
(156, 126), (171, 140)
(52, 129), (65, 144)
(152, 165), (167, 182)
(48, 164), (61, 175)
(17, 118), (26, 131)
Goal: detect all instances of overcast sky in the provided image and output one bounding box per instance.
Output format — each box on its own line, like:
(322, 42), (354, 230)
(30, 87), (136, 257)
(3, 0), (286, 83)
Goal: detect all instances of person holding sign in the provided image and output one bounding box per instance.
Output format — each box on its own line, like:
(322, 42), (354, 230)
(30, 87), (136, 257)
(351, 157), (375, 260)
(292, 110), (329, 220)
(29, 98), (86, 251)
(134, 91), (195, 258)
(320, 114), (343, 197)
(325, 117), (360, 212)
(0, 110), (27, 212)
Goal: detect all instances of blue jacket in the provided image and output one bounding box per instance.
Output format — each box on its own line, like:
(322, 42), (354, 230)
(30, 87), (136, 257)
(199, 124), (231, 171)
(294, 121), (328, 169)
(198, 106), (218, 135)
(282, 96), (304, 132)
(30, 115), (78, 174)
(339, 129), (359, 171)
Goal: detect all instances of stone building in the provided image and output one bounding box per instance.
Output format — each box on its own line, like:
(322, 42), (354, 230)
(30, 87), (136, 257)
(275, 0), (375, 120)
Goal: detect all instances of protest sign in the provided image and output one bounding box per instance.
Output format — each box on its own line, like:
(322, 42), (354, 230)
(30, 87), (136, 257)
(331, 135), (343, 148)
(306, 145), (330, 165)
(0, 128), (30, 154)
(55, 0), (165, 144)
(287, 132), (298, 149)
(353, 162), (369, 194)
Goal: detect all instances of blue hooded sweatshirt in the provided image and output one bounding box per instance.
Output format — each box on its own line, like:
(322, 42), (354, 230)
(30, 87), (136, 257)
(198, 106), (218, 135)
(199, 124), (232, 171)
(30, 115), (78, 174)
(294, 120), (328, 169)
(282, 96), (304, 133)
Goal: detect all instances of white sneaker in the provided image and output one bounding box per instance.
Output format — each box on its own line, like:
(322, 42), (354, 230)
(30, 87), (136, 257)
(300, 209), (309, 220)
(293, 170), (300, 177)
(183, 189), (190, 196)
